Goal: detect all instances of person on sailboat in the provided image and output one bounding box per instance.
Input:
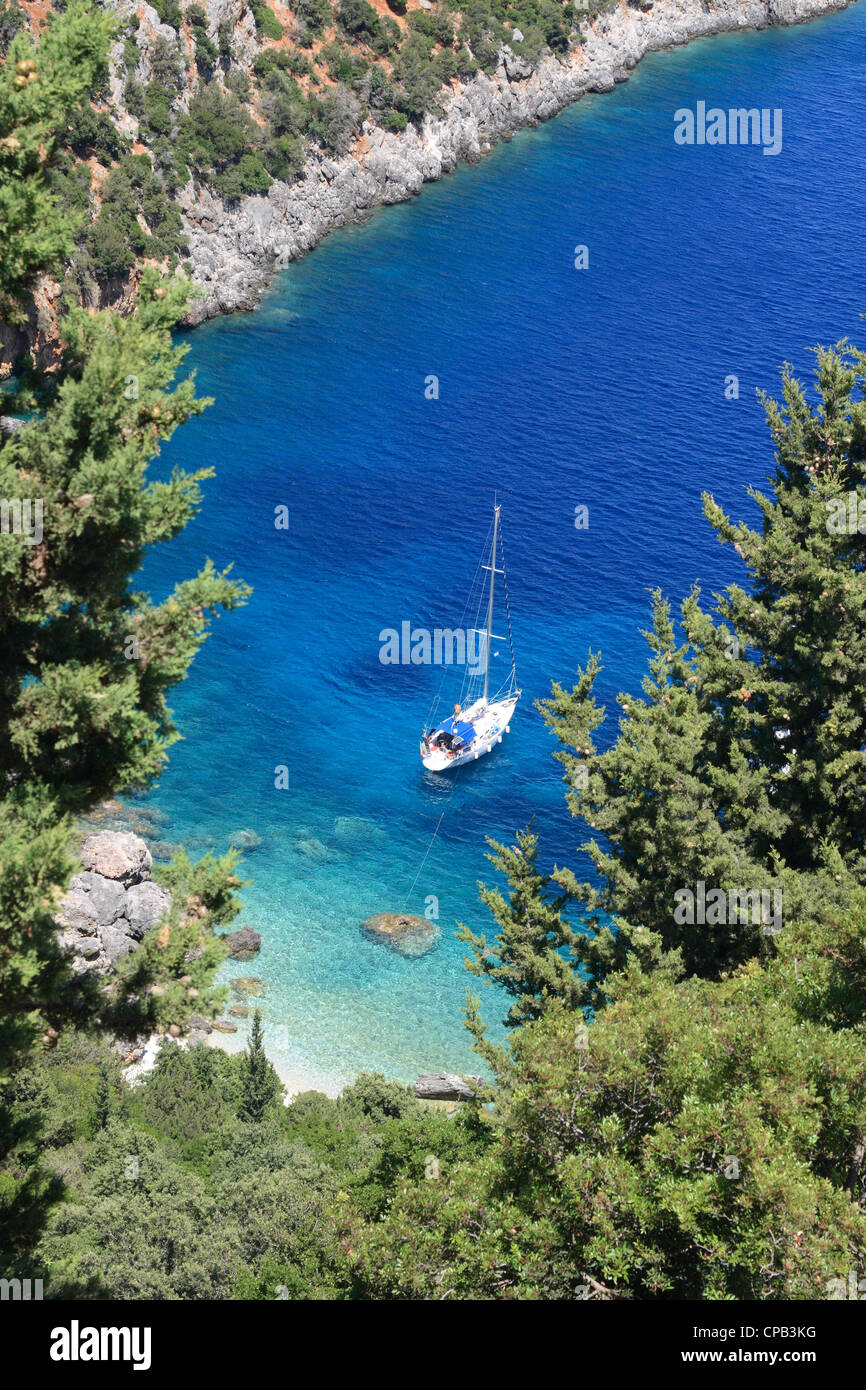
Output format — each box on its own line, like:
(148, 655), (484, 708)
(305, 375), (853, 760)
(453, 703), (461, 720)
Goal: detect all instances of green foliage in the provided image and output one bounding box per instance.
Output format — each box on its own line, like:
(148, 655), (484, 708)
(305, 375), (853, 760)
(0, 791), (82, 1078)
(122, 75), (145, 122)
(252, 2), (284, 40)
(338, 0), (398, 54)
(355, 900), (866, 1299)
(458, 825), (598, 1031)
(85, 153), (187, 279)
(150, 0), (183, 31)
(0, 2), (114, 318)
(239, 1009), (283, 1121)
(307, 85), (360, 156)
(0, 272), (250, 808)
(142, 82), (172, 137)
(177, 83), (271, 201)
(187, 5), (218, 75)
(530, 343), (866, 987)
(392, 31), (446, 123)
(293, 0), (333, 39)
(148, 35), (186, 93)
(66, 103), (126, 165)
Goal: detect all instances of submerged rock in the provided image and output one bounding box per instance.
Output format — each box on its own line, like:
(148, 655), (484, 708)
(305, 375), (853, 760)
(360, 912), (440, 959)
(230, 827), (263, 853)
(230, 976), (266, 998)
(333, 815), (386, 847)
(221, 924), (262, 959)
(149, 840), (178, 862)
(211, 1018), (238, 1033)
(294, 836), (342, 863)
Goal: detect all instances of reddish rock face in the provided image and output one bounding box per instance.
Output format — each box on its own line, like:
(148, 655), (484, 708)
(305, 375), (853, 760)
(80, 830), (153, 886)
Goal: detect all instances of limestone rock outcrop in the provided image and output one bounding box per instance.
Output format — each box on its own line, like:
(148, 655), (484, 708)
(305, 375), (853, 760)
(58, 832), (171, 976)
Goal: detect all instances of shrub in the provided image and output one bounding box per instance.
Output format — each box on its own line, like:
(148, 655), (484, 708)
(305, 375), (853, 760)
(218, 19), (233, 65)
(225, 68), (252, 104)
(261, 131), (307, 181)
(252, 2), (284, 39)
(337, 0), (382, 46)
(148, 35), (186, 92)
(187, 4), (218, 73)
(215, 151), (271, 201)
(67, 105), (127, 165)
(150, 0), (182, 29)
(294, 0), (332, 37)
(143, 83), (173, 137)
(308, 85), (361, 156)
(87, 215), (135, 280)
(381, 108), (407, 132)
(178, 85), (272, 201)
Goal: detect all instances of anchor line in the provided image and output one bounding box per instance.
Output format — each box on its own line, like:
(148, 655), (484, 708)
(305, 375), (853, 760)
(400, 810), (446, 912)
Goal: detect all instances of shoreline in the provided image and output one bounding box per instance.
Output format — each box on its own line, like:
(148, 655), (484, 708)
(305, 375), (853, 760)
(180, 0), (856, 326)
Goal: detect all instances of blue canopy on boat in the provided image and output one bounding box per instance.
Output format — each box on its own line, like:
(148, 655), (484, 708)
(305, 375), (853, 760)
(434, 716), (476, 745)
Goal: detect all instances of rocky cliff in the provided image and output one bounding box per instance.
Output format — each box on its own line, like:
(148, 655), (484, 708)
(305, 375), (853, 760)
(179, 0), (854, 323)
(0, 0), (855, 368)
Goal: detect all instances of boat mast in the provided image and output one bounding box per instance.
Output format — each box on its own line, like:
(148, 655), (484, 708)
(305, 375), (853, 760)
(483, 505), (499, 705)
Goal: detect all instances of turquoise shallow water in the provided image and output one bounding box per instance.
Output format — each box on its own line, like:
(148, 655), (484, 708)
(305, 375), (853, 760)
(138, 3), (866, 1091)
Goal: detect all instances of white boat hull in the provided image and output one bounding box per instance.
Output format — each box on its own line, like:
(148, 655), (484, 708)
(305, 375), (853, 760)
(420, 695), (519, 772)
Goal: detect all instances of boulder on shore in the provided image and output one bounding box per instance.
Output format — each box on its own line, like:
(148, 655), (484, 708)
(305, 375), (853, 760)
(360, 912), (439, 959)
(186, 1014), (213, 1034)
(413, 1072), (482, 1101)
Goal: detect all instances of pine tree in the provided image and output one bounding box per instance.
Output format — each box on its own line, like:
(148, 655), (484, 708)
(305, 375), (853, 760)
(0, 10), (249, 1270)
(458, 825), (622, 1031)
(0, 273), (251, 809)
(89, 1061), (113, 1136)
(239, 1010), (281, 1122)
(693, 341), (866, 871)
(531, 342), (866, 984)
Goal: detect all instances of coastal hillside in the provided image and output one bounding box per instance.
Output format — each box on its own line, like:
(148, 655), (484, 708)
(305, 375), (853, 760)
(0, 0), (851, 371)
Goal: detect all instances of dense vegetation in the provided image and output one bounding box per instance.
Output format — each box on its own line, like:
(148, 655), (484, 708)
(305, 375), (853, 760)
(1, 4), (864, 1301)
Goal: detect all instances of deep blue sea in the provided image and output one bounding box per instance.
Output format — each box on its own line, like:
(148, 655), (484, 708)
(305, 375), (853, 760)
(139, 2), (866, 1092)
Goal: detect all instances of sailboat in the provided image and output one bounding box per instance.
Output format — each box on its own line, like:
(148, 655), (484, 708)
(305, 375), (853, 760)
(420, 504), (520, 772)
